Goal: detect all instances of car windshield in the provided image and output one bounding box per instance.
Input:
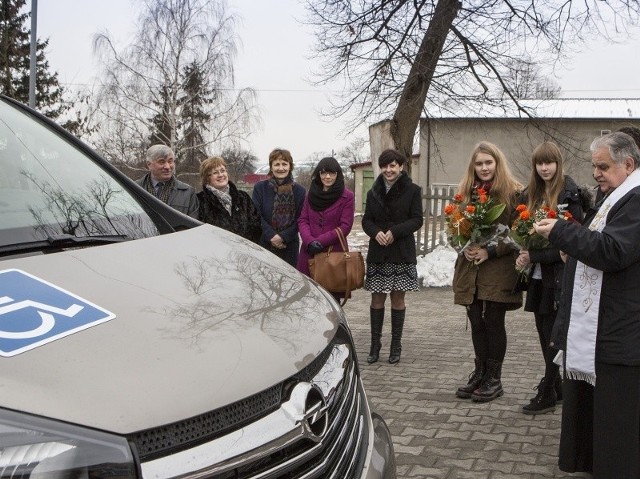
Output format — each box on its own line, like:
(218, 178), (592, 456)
(0, 98), (159, 253)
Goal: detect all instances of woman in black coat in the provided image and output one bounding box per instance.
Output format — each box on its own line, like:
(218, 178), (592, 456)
(362, 149), (423, 365)
(515, 142), (583, 415)
(197, 156), (261, 243)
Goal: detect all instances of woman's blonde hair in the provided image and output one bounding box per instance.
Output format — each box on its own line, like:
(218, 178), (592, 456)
(457, 141), (522, 205)
(199, 156), (227, 187)
(526, 142), (565, 212)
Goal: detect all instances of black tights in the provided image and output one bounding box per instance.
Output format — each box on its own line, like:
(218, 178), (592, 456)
(535, 311), (559, 382)
(467, 298), (507, 362)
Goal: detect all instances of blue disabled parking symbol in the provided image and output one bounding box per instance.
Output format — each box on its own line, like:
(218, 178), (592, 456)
(0, 269), (116, 357)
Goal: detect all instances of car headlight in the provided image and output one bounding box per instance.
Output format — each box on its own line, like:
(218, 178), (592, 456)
(0, 408), (136, 478)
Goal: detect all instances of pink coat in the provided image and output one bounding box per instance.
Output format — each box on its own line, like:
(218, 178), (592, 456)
(296, 188), (355, 276)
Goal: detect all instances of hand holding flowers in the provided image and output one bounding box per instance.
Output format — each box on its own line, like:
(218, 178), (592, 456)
(444, 187), (507, 261)
(508, 204), (574, 276)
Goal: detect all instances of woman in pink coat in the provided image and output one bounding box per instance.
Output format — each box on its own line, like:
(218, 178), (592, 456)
(297, 157), (355, 285)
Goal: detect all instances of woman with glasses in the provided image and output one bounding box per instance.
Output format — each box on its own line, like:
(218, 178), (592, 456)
(197, 156), (261, 243)
(296, 156), (355, 294)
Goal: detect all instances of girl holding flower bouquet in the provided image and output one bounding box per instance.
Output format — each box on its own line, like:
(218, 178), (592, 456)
(515, 142), (583, 415)
(453, 141), (523, 402)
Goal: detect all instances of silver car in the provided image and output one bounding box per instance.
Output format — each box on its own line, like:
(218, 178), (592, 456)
(0, 95), (396, 478)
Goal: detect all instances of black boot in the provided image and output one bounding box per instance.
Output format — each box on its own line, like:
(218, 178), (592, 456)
(388, 308), (405, 364)
(522, 377), (556, 415)
(456, 358), (486, 399)
(367, 308), (384, 364)
(471, 359), (504, 402)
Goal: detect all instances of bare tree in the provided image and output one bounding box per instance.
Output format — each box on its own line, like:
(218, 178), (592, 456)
(304, 0), (640, 163)
(92, 0), (259, 166)
(220, 147), (258, 183)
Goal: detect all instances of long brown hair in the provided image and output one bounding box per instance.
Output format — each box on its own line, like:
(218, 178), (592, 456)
(526, 142), (564, 212)
(457, 141), (522, 205)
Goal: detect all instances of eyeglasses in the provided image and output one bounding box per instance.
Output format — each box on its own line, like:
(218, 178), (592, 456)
(209, 168), (227, 176)
(320, 169), (337, 176)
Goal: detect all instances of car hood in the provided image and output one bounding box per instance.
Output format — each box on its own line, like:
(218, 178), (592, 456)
(0, 225), (341, 434)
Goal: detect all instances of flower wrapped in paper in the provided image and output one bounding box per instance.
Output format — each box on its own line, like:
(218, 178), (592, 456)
(444, 187), (508, 255)
(506, 204), (574, 277)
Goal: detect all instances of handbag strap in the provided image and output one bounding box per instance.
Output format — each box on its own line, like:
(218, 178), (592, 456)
(334, 227), (352, 306)
(334, 227), (349, 252)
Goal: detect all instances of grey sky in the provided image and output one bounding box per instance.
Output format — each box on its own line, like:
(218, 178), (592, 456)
(37, 0), (640, 166)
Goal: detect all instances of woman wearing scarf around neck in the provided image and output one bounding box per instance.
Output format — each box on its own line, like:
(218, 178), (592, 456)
(197, 156), (261, 243)
(297, 157), (355, 299)
(362, 149), (423, 365)
(535, 132), (640, 478)
(515, 142), (584, 415)
(453, 141), (522, 403)
(252, 148), (306, 267)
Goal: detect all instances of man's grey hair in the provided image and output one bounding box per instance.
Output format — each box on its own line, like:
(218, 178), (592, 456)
(591, 132), (640, 168)
(146, 144), (174, 163)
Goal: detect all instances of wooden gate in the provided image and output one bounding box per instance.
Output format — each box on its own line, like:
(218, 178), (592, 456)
(416, 185), (456, 255)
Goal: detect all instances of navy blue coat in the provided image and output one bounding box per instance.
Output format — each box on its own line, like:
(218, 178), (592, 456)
(252, 179), (306, 267)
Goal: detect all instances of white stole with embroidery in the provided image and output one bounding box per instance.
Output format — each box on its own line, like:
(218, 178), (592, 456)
(564, 169), (640, 386)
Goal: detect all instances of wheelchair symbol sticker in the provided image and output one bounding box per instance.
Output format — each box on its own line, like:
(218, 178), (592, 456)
(0, 269), (116, 357)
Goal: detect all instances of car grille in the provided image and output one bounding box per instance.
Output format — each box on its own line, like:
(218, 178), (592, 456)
(137, 332), (369, 478)
(226, 357), (365, 479)
(130, 342), (334, 462)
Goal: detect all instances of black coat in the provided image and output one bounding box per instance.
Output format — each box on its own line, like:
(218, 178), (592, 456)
(362, 172), (423, 265)
(197, 182), (261, 243)
(550, 184), (640, 365)
(526, 175), (584, 304)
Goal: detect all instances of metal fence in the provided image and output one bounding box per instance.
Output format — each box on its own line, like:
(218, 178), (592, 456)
(416, 185), (457, 255)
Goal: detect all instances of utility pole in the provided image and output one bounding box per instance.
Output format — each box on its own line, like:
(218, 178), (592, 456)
(28, 0), (38, 108)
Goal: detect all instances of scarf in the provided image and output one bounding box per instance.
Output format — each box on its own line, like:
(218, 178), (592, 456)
(270, 174), (296, 232)
(564, 168), (640, 386)
(141, 174), (175, 204)
(206, 184), (232, 215)
(473, 180), (493, 194)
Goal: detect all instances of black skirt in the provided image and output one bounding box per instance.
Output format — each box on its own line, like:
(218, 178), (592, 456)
(524, 278), (555, 315)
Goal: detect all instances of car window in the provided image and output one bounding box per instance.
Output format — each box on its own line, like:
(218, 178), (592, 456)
(0, 99), (159, 251)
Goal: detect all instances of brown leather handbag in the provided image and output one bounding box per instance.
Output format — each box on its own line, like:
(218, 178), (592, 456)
(308, 228), (365, 305)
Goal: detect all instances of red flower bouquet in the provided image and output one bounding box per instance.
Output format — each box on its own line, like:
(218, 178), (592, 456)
(444, 187), (507, 254)
(508, 204), (574, 275)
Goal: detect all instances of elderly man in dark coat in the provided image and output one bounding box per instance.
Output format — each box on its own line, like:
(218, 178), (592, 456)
(136, 144), (198, 218)
(535, 131), (640, 478)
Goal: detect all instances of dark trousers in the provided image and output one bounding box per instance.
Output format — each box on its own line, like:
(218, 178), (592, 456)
(559, 362), (640, 478)
(534, 311), (560, 382)
(467, 298), (507, 362)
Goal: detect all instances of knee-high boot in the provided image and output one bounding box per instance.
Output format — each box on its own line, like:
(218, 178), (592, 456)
(367, 307), (384, 364)
(388, 308), (405, 364)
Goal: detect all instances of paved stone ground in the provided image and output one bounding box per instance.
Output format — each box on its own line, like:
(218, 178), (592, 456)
(342, 287), (590, 479)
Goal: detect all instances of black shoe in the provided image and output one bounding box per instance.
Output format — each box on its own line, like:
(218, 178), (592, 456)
(522, 384), (556, 415)
(456, 359), (485, 399)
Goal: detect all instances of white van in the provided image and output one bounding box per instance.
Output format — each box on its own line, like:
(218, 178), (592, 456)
(0, 95), (396, 478)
